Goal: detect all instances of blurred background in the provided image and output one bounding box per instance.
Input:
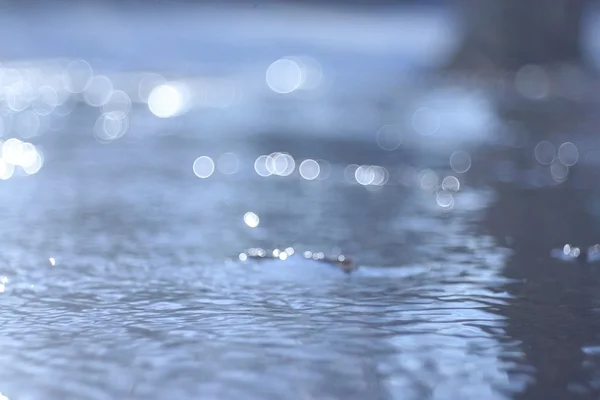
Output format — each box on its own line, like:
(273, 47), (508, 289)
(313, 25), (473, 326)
(2, 1), (600, 399)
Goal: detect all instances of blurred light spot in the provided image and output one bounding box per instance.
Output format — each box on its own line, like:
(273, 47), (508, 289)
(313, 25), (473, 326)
(0, 159), (14, 180)
(268, 152), (295, 176)
(192, 156), (215, 179)
(254, 155), (273, 177)
(23, 150), (43, 175)
(0, 284), (4, 293)
(6, 81), (34, 112)
(0, 138), (43, 176)
(49, 257), (56, 266)
(412, 107), (440, 136)
(299, 159), (320, 180)
(355, 165), (375, 185)
(138, 72), (167, 102)
(418, 169), (439, 190)
(376, 124), (402, 151)
(278, 252), (288, 261)
(62, 59), (93, 93)
(217, 152), (239, 175)
(515, 64), (549, 100)
(303, 251), (312, 258)
(101, 90), (131, 116)
(563, 244), (571, 255)
(32, 85), (58, 116)
(244, 212), (259, 228)
(449, 151), (472, 173)
(344, 164), (359, 184)
(18, 142), (39, 169)
(2, 138), (23, 165)
(338, 255), (345, 262)
(83, 75), (113, 107)
(441, 176), (460, 192)
(273, 249), (280, 257)
(436, 191), (454, 209)
(558, 142), (579, 166)
(239, 253), (248, 261)
(148, 83), (186, 118)
(266, 58), (302, 94)
(93, 111), (129, 143)
(285, 247), (294, 255)
(534, 141), (556, 165)
(550, 161), (569, 182)
(14, 110), (40, 139)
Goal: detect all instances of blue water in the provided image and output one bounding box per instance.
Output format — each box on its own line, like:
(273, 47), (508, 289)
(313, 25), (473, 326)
(2, 3), (600, 400)
(0, 115), (533, 399)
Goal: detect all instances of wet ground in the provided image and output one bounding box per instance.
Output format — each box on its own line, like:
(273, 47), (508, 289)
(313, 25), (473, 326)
(0, 102), (599, 400)
(1, 3), (600, 399)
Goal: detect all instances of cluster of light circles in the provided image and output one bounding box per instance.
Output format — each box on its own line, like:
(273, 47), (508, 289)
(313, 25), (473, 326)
(57, 59), (131, 144)
(534, 140), (579, 183)
(343, 164), (389, 187)
(93, 91), (131, 143)
(303, 250), (325, 260)
(191, 152), (329, 181)
(265, 56), (323, 95)
(2, 59), (201, 143)
(0, 137), (44, 180)
(436, 175), (461, 210)
(416, 168), (461, 210)
(254, 152), (296, 177)
(0, 62), (85, 139)
(63, 61), (191, 122)
(394, 165), (463, 210)
(238, 247), (295, 262)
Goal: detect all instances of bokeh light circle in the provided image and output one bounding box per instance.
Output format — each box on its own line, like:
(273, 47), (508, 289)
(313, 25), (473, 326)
(266, 58), (303, 94)
(192, 156), (215, 179)
(299, 159), (320, 180)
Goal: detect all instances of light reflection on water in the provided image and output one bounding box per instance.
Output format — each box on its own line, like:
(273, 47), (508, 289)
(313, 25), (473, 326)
(0, 132), (529, 400)
(2, 3), (600, 398)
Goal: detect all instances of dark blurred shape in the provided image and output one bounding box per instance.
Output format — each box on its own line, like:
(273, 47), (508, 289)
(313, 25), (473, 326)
(450, 0), (586, 69)
(484, 183), (600, 399)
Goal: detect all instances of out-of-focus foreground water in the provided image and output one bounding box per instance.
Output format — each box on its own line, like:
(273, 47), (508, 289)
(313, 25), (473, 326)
(0, 128), (523, 400)
(3, 3), (600, 400)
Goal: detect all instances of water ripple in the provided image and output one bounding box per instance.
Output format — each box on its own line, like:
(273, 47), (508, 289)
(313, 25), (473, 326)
(0, 137), (527, 400)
